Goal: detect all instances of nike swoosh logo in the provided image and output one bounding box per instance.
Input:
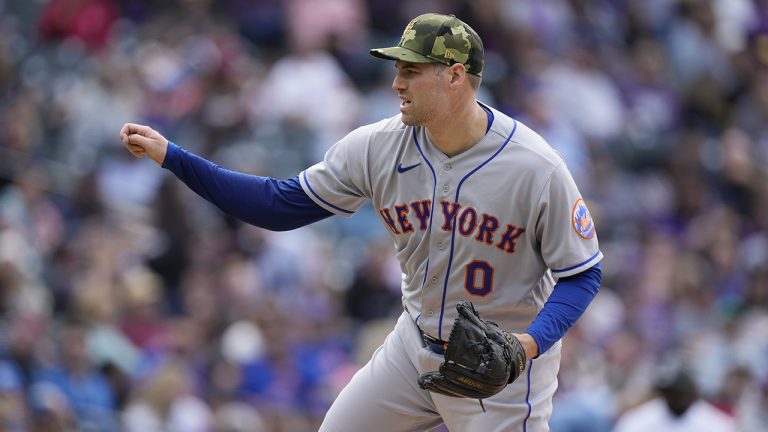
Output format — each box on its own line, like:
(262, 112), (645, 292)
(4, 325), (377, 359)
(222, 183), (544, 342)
(397, 162), (421, 174)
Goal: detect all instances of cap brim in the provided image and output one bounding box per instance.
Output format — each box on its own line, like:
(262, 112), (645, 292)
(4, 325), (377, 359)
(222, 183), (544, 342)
(370, 47), (435, 64)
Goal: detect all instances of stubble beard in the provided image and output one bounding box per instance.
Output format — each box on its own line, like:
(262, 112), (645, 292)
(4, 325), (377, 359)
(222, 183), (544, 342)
(400, 93), (442, 127)
(401, 110), (429, 126)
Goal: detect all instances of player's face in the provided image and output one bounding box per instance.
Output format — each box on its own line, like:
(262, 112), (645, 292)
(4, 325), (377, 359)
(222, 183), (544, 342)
(393, 61), (450, 126)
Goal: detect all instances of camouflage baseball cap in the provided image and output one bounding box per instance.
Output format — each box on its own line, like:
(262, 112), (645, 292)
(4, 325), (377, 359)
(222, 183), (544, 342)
(370, 13), (484, 77)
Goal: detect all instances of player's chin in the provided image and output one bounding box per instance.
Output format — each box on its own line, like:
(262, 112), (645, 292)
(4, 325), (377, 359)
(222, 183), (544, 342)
(399, 113), (423, 127)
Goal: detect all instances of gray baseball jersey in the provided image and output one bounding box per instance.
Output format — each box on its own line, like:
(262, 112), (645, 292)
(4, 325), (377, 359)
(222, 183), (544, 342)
(300, 103), (602, 340)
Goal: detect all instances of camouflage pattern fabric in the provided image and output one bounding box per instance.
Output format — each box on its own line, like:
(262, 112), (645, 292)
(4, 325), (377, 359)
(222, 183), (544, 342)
(370, 13), (484, 77)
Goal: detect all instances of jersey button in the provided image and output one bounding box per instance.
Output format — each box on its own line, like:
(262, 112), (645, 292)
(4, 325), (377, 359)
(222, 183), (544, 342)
(442, 184), (449, 192)
(437, 241), (444, 249)
(428, 310), (434, 316)
(443, 163), (452, 171)
(430, 276), (438, 284)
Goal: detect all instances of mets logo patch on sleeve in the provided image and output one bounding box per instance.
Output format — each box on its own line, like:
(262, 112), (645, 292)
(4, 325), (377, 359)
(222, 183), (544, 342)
(571, 198), (595, 239)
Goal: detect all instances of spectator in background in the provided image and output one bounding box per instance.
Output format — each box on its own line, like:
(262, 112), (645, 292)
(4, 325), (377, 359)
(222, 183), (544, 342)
(0, 360), (27, 431)
(735, 377), (768, 431)
(32, 322), (118, 431)
(38, 0), (120, 53)
(122, 359), (212, 432)
(540, 34), (626, 143)
(344, 238), (402, 324)
(117, 267), (169, 351)
(613, 367), (736, 432)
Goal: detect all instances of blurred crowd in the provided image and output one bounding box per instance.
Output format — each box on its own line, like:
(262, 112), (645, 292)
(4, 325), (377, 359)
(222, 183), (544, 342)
(0, 0), (767, 431)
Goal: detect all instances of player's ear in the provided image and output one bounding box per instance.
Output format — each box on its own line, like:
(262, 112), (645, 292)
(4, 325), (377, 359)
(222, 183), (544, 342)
(447, 63), (468, 87)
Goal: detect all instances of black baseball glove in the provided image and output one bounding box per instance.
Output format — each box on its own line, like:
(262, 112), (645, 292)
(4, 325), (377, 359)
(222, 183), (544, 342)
(418, 301), (527, 399)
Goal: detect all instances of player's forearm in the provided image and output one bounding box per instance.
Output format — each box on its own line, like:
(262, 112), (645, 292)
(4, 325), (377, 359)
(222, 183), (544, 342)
(162, 142), (333, 230)
(525, 263), (602, 357)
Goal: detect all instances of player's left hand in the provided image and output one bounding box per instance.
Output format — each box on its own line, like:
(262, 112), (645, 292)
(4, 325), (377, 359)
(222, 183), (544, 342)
(418, 301), (527, 399)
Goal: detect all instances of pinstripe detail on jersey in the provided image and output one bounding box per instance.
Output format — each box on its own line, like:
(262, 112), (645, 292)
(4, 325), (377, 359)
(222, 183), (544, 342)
(437, 119), (518, 339)
(412, 127), (438, 294)
(551, 250), (601, 274)
(523, 360), (534, 432)
(302, 171), (355, 215)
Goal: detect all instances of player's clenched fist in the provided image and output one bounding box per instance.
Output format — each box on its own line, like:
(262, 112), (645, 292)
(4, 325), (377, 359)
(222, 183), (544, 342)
(119, 123), (169, 165)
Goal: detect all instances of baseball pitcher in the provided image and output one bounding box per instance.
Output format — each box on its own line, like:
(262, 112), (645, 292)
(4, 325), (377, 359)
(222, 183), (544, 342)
(121, 13), (603, 432)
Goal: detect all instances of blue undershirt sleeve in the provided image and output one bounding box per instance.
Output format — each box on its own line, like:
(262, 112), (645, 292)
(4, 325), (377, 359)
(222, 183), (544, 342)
(161, 141), (333, 231)
(525, 263), (602, 357)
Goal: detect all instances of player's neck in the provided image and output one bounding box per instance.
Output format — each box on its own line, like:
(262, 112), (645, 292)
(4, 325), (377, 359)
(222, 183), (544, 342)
(426, 101), (487, 158)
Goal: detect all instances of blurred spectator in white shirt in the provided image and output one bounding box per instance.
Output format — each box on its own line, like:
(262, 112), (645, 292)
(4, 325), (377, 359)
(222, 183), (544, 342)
(613, 368), (736, 432)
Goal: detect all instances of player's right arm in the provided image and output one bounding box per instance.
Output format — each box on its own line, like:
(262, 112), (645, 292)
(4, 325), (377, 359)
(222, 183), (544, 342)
(119, 123), (333, 231)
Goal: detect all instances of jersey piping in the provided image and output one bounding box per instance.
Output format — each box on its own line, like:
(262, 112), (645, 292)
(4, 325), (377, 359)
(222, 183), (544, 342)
(413, 119), (518, 339)
(523, 360), (534, 432)
(413, 104), (494, 306)
(412, 127), (438, 301)
(551, 250), (601, 274)
(302, 171), (355, 215)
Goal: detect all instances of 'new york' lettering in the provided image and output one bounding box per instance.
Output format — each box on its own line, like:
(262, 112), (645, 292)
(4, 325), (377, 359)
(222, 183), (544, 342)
(378, 200), (525, 255)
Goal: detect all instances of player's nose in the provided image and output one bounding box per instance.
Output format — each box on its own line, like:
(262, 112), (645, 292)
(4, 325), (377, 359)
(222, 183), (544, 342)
(392, 74), (406, 92)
